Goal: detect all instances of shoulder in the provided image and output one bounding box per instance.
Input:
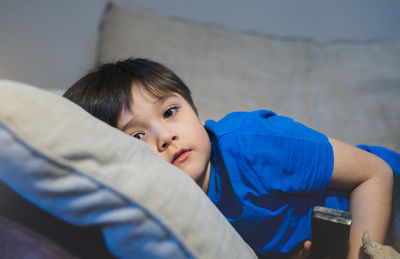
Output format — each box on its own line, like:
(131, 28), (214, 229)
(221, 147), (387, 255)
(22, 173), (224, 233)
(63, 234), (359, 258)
(206, 110), (334, 194)
(205, 110), (277, 138)
(206, 109), (328, 144)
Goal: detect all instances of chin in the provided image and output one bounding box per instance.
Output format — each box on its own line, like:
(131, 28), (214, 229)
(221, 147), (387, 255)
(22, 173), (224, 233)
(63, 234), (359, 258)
(188, 172), (200, 182)
(184, 169), (201, 182)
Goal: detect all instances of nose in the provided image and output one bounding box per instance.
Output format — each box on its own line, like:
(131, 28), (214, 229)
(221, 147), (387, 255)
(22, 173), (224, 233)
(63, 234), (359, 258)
(155, 127), (177, 152)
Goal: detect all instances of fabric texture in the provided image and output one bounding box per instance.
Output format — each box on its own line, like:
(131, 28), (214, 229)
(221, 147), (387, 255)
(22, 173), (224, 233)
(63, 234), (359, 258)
(98, 2), (400, 149)
(0, 80), (256, 259)
(205, 110), (344, 257)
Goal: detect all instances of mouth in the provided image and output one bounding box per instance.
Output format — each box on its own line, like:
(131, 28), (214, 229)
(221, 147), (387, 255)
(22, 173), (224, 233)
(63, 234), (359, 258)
(172, 149), (191, 165)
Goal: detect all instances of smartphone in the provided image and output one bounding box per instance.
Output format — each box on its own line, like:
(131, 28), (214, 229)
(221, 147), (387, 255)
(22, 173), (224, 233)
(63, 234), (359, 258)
(310, 206), (352, 259)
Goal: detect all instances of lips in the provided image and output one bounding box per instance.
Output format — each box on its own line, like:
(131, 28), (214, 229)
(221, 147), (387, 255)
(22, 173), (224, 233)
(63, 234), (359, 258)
(172, 149), (191, 165)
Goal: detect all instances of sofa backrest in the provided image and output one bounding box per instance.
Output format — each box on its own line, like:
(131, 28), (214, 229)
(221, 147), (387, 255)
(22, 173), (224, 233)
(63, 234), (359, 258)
(98, 2), (400, 148)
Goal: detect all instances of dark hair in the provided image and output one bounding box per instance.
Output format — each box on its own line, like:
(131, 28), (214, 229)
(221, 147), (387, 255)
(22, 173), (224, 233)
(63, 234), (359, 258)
(63, 58), (197, 127)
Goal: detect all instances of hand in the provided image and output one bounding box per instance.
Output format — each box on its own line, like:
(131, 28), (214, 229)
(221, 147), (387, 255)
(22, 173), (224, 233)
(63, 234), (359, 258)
(288, 240), (312, 259)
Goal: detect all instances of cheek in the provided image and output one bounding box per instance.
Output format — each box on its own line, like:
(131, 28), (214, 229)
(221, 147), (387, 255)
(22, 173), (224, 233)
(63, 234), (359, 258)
(155, 147), (171, 163)
(196, 126), (211, 154)
(140, 139), (163, 158)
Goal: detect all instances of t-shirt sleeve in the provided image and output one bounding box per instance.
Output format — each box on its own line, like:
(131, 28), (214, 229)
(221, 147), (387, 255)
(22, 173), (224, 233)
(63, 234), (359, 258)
(237, 110), (334, 195)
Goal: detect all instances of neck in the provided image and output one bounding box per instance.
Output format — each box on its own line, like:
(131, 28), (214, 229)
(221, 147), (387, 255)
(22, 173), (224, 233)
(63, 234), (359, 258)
(198, 161), (211, 194)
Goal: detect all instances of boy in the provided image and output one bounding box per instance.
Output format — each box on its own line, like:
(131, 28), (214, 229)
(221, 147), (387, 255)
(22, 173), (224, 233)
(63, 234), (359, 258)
(63, 58), (399, 258)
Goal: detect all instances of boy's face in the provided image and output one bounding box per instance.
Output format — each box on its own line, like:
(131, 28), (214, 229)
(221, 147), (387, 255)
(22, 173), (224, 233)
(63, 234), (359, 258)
(117, 86), (211, 191)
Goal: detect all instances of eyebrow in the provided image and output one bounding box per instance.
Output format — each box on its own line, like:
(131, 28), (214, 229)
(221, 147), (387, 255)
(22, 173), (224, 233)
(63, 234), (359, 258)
(120, 95), (177, 131)
(121, 117), (136, 132)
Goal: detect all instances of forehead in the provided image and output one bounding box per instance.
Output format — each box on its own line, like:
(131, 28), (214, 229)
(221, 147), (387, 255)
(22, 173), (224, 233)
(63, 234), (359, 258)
(132, 81), (177, 101)
(131, 86), (177, 106)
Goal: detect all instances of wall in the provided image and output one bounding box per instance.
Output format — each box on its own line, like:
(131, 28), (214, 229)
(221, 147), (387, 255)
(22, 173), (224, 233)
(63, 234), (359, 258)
(0, 0), (107, 90)
(1, 0), (399, 90)
(119, 0), (400, 42)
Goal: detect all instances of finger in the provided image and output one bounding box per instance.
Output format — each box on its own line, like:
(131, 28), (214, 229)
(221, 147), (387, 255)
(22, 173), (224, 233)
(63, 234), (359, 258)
(298, 241), (312, 258)
(304, 240), (312, 251)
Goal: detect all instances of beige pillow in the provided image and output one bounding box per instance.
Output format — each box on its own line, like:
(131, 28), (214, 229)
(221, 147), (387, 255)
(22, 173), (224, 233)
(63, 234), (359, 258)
(98, 2), (400, 148)
(0, 80), (256, 259)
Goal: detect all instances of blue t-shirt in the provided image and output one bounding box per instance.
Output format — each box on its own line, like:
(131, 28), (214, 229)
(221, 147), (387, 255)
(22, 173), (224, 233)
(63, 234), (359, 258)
(205, 110), (349, 258)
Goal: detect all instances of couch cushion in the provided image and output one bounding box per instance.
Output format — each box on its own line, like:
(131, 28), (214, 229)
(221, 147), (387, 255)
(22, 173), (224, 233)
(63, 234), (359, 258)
(98, 2), (400, 148)
(0, 80), (256, 259)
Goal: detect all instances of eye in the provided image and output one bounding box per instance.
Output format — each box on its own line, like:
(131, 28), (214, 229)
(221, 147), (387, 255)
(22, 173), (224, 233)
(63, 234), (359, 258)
(163, 107), (177, 119)
(133, 133), (145, 140)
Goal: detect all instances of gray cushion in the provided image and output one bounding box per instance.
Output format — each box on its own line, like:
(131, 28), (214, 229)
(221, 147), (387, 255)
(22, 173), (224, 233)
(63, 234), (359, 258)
(0, 80), (256, 259)
(99, 2), (400, 148)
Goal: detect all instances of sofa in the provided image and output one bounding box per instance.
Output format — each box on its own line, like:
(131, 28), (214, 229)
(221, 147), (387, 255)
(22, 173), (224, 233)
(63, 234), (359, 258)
(1, 2), (399, 258)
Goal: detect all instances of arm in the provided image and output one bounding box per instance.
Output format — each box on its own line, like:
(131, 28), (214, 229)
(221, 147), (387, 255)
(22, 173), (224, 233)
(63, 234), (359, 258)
(328, 138), (393, 259)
